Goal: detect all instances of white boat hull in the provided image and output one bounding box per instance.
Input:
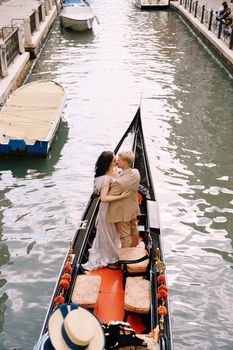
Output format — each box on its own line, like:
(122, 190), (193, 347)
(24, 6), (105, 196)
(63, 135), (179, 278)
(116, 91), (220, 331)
(60, 4), (95, 32)
(60, 15), (94, 31)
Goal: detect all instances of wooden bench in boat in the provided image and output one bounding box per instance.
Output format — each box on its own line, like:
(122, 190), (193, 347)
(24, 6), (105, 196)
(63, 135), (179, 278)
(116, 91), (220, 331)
(71, 274), (101, 309)
(124, 276), (150, 321)
(119, 247), (149, 274)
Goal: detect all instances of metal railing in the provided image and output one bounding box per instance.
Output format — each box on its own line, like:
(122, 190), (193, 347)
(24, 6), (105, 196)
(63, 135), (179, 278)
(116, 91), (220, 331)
(179, 0), (233, 49)
(0, 0), (63, 78)
(30, 10), (36, 34)
(4, 27), (20, 66)
(38, 4), (43, 22)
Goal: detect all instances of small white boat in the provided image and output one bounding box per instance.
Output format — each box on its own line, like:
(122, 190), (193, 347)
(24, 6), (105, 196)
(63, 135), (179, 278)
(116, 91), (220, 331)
(60, 1), (95, 32)
(135, 0), (170, 10)
(0, 80), (66, 157)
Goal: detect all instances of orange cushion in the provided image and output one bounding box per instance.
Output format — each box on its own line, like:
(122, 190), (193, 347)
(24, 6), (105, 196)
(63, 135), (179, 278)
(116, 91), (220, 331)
(124, 277), (150, 314)
(119, 247), (149, 273)
(71, 274), (101, 308)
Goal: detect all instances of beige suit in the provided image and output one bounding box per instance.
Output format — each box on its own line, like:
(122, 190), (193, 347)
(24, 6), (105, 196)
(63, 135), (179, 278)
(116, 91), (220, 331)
(107, 168), (140, 247)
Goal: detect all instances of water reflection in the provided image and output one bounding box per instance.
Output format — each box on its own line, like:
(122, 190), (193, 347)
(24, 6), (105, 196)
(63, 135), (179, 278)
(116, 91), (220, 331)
(160, 13), (233, 252)
(0, 293), (8, 333)
(60, 22), (95, 44)
(0, 188), (11, 333)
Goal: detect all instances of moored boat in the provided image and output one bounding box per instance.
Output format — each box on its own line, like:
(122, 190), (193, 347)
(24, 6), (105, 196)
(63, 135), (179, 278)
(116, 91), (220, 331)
(0, 80), (66, 157)
(134, 0), (170, 10)
(34, 108), (173, 350)
(60, 0), (95, 32)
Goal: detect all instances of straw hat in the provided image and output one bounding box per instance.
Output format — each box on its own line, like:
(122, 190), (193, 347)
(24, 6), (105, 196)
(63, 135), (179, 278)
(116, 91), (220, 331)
(48, 304), (105, 350)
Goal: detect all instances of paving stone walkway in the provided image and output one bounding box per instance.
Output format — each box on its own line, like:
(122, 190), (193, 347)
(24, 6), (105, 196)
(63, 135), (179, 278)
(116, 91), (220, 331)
(0, 0), (42, 28)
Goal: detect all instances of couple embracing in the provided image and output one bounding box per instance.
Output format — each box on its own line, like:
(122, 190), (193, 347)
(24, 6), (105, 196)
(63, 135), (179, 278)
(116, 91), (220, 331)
(82, 150), (140, 271)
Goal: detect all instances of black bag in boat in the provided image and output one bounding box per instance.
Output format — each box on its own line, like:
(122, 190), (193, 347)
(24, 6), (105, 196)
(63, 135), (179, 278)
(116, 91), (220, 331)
(102, 321), (147, 349)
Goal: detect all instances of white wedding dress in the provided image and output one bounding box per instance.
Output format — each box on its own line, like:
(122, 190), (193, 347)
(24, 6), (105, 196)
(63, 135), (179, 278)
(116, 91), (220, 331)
(82, 175), (120, 271)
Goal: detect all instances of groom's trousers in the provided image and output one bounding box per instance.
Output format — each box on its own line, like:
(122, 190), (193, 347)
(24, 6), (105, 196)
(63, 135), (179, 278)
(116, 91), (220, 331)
(115, 218), (139, 248)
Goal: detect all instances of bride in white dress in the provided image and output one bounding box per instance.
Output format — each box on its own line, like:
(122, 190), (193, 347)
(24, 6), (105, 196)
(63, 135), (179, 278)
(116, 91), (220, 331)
(82, 151), (131, 271)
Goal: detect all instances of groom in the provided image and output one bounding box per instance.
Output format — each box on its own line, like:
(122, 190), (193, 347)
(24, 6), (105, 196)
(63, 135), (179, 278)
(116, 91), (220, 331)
(107, 150), (140, 253)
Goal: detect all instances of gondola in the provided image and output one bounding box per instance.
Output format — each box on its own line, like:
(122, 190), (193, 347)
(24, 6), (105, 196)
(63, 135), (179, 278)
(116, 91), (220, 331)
(34, 107), (173, 350)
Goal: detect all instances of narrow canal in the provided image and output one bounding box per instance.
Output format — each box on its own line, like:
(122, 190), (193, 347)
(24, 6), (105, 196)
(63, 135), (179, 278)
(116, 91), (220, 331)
(0, 1), (233, 349)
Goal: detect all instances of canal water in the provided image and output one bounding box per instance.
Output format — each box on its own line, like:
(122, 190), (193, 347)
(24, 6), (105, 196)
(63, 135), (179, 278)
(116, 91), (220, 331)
(1, 1), (233, 349)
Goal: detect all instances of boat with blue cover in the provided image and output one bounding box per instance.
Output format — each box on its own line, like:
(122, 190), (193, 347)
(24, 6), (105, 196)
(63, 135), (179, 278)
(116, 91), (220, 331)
(60, 0), (95, 32)
(0, 80), (66, 157)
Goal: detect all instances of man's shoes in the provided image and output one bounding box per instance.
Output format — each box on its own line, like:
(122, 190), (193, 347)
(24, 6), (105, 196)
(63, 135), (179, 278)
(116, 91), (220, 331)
(107, 262), (121, 270)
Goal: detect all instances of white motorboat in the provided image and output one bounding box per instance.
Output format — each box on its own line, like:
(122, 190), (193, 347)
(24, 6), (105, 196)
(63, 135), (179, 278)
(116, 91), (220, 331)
(60, 0), (95, 32)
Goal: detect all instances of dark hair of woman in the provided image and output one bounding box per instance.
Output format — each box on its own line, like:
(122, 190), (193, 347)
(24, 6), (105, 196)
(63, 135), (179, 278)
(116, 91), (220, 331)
(94, 151), (114, 178)
(222, 1), (228, 9)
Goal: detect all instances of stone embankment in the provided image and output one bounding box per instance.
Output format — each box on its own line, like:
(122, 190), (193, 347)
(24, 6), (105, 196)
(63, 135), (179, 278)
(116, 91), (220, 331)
(0, 0), (62, 103)
(171, 0), (233, 74)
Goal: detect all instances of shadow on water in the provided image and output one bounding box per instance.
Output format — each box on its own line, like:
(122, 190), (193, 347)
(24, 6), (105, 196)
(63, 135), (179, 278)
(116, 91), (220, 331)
(0, 119), (69, 179)
(0, 119), (69, 336)
(0, 188), (11, 333)
(60, 23), (95, 44)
